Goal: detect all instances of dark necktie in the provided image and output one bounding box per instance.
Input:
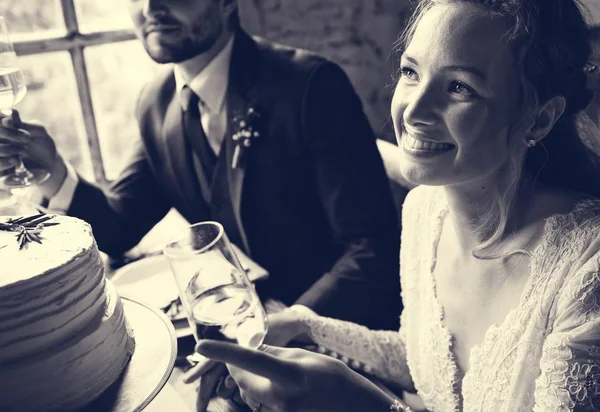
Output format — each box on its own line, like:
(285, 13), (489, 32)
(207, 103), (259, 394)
(181, 85), (218, 184)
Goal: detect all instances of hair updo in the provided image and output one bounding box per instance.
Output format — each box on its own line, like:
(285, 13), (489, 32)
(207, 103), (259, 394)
(396, 0), (600, 255)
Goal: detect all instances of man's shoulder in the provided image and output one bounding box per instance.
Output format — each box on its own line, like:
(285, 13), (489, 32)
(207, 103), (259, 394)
(253, 35), (325, 68)
(135, 66), (175, 118)
(250, 35), (345, 86)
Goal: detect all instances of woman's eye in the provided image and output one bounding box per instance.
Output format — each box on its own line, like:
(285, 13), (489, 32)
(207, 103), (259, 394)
(448, 80), (476, 97)
(399, 66), (418, 81)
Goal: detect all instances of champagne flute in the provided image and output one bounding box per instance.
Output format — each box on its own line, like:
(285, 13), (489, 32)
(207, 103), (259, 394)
(0, 16), (49, 189)
(164, 222), (268, 349)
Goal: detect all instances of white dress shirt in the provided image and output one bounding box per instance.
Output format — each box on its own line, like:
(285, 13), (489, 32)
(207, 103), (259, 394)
(174, 36), (233, 155)
(33, 36), (234, 213)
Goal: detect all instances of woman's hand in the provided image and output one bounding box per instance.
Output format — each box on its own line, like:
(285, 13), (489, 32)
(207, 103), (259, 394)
(196, 340), (394, 412)
(183, 309), (311, 411)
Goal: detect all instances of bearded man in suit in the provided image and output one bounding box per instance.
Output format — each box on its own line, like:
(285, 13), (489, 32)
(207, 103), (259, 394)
(0, 0), (400, 399)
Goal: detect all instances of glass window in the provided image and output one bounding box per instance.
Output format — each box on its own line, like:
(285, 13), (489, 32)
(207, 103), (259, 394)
(85, 40), (161, 180)
(74, 0), (134, 33)
(0, 0), (65, 40)
(15, 51), (94, 181)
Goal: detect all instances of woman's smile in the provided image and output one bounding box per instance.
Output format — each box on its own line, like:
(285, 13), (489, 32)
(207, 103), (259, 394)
(402, 134), (455, 158)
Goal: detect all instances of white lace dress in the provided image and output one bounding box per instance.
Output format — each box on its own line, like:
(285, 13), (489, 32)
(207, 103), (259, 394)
(298, 186), (600, 411)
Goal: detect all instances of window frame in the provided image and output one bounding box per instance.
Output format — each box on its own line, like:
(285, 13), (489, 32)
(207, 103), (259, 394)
(12, 0), (137, 186)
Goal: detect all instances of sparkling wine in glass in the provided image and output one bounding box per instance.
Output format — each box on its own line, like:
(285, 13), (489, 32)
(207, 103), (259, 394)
(0, 16), (49, 189)
(164, 222), (268, 349)
(187, 277), (268, 348)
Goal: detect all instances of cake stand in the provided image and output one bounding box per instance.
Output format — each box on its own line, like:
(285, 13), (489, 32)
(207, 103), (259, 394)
(84, 297), (177, 412)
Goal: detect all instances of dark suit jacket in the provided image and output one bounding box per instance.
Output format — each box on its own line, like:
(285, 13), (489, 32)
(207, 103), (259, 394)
(69, 29), (401, 330)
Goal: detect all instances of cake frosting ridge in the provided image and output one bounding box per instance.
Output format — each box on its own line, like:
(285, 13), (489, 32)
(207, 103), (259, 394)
(0, 215), (135, 411)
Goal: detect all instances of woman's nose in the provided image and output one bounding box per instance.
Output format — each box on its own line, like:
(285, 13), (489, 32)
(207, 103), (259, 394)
(401, 83), (439, 128)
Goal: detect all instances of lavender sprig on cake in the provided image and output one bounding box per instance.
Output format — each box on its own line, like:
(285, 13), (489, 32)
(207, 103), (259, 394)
(0, 213), (59, 249)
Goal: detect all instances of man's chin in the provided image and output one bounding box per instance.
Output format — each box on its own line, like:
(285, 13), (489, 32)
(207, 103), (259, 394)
(144, 46), (194, 64)
(143, 41), (213, 64)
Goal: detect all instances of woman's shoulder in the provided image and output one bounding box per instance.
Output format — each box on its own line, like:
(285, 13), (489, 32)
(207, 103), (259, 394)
(536, 188), (600, 229)
(532, 187), (600, 260)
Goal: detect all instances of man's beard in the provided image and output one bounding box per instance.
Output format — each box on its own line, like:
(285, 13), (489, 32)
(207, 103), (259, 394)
(143, 19), (223, 64)
(146, 36), (219, 64)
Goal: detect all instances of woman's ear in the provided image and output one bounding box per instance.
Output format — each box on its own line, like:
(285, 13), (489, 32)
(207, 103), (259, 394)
(526, 95), (567, 144)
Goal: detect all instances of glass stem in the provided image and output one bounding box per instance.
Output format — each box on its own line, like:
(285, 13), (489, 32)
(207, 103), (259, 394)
(13, 157), (31, 178)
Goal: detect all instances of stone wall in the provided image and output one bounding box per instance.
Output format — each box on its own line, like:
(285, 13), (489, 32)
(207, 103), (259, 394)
(584, 0), (600, 25)
(239, 0), (600, 141)
(239, 0), (412, 141)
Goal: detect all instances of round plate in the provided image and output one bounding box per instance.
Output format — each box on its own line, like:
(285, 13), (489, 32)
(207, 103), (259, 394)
(111, 254), (179, 310)
(111, 255), (193, 338)
(84, 298), (177, 412)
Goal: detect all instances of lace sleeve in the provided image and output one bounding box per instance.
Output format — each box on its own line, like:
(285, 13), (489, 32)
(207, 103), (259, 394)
(292, 307), (414, 391)
(534, 255), (600, 411)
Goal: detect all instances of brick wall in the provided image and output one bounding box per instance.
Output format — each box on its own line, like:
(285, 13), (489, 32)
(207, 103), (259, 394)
(239, 0), (412, 141)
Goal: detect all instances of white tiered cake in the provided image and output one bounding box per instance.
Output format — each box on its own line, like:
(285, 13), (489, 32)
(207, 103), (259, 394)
(0, 215), (135, 411)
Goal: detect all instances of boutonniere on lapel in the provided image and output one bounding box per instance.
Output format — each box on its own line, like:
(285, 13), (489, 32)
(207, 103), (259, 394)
(231, 106), (261, 169)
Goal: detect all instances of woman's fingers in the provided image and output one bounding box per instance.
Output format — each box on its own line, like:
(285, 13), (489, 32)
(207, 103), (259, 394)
(215, 374), (237, 399)
(195, 363), (227, 412)
(196, 341), (295, 383)
(225, 363), (279, 409)
(232, 388), (245, 405)
(183, 356), (218, 383)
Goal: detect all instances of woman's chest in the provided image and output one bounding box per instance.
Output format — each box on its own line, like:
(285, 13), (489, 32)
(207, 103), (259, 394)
(432, 256), (531, 374)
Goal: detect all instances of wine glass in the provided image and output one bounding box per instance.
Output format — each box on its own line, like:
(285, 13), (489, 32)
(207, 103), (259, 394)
(0, 16), (49, 189)
(163, 222), (268, 349)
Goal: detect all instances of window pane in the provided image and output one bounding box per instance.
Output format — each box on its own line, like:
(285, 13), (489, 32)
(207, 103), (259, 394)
(75, 0), (134, 33)
(15, 51), (94, 181)
(85, 40), (161, 180)
(0, 0), (65, 40)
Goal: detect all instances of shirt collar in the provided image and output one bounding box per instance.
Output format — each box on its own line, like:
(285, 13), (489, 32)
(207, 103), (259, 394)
(174, 35), (234, 112)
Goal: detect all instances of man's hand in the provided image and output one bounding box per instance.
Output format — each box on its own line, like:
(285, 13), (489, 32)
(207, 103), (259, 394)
(0, 111), (67, 197)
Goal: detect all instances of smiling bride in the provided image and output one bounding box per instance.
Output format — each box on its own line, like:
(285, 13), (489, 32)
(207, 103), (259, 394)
(191, 0), (600, 411)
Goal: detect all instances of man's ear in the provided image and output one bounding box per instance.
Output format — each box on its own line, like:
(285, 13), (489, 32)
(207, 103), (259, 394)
(526, 95), (566, 144)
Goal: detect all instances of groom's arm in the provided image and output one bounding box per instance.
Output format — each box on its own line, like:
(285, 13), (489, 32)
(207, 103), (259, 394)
(293, 61), (401, 331)
(67, 138), (172, 256)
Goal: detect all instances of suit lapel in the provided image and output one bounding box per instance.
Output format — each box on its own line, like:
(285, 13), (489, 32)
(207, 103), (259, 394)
(161, 82), (208, 220)
(225, 29), (261, 254)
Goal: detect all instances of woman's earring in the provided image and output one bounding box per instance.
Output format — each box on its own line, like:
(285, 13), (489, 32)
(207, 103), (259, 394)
(526, 139), (536, 148)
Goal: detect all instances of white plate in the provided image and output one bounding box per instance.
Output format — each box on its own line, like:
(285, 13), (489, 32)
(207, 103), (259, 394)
(111, 254), (179, 310)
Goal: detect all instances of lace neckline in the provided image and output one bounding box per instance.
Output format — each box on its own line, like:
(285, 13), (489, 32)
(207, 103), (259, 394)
(426, 193), (598, 411)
